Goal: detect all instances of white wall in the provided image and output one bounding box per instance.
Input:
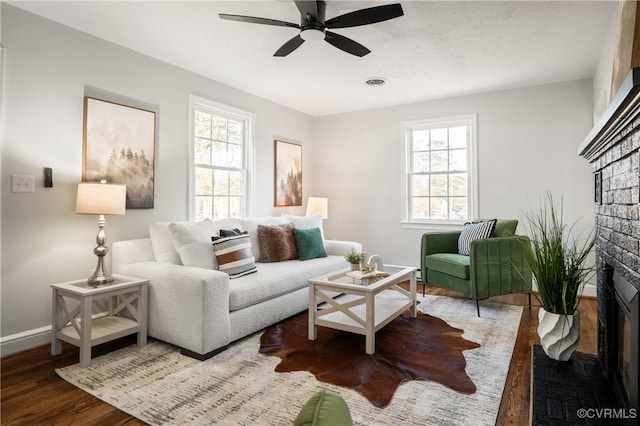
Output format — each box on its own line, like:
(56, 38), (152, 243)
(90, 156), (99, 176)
(0, 5), (313, 350)
(313, 80), (596, 274)
(592, 4), (618, 123)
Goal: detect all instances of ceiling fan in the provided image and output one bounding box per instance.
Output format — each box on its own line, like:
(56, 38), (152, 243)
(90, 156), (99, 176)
(219, 0), (404, 57)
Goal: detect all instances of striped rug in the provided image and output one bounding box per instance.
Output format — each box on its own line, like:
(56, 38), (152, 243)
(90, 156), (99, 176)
(56, 295), (522, 425)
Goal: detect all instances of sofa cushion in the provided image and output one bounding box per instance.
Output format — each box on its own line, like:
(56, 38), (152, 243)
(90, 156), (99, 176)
(425, 253), (470, 280)
(212, 234), (257, 279)
(257, 224), (298, 263)
(283, 214), (325, 241)
(458, 219), (497, 255)
(240, 217), (290, 261)
(475, 218), (518, 237)
(494, 219), (518, 237)
(293, 227), (327, 260)
(293, 389), (353, 426)
(168, 220), (218, 269)
(229, 255), (346, 311)
(149, 222), (182, 264)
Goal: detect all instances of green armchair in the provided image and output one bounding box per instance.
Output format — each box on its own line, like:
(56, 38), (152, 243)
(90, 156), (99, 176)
(420, 219), (532, 316)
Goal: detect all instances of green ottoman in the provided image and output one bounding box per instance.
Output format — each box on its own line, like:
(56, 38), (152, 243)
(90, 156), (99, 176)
(293, 389), (353, 426)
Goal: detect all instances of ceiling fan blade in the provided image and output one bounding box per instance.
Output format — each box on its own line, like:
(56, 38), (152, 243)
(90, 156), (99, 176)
(324, 31), (370, 57)
(274, 35), (305, 57)
(219, 14), (300, 29)
(294, 0), (318, 21)
(325, 4), (404, 29)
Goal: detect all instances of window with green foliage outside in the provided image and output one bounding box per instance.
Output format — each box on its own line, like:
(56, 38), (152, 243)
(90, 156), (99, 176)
(190, 96), (253, 221)
(402, 115), (477, 225)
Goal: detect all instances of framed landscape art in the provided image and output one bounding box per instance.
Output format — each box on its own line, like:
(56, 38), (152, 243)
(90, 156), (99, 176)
(83, 97), (156, 208)
(274, 140), (302, 207)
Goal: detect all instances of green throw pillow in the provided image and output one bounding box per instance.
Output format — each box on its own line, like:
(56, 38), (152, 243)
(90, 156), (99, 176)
(293, 389), (353, 426)
(292, 227), (327, 260)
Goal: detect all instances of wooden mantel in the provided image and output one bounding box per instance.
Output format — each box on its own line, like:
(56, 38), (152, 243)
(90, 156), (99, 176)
(579, 67), (640, 163)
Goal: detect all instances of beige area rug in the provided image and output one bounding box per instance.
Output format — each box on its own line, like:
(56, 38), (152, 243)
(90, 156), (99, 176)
(56, 295), (523, 425)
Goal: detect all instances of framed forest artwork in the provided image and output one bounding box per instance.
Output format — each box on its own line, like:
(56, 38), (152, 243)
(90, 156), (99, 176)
(83, 97), (156, 208)
(274, 140), (302, 207)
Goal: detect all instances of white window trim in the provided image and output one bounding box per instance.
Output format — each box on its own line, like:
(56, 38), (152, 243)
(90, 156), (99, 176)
(188, 94), (256, 220)
(400, 114), (478, 230)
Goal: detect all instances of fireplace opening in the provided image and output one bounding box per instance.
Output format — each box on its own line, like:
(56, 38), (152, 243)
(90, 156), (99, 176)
(611, 270), (639, 417)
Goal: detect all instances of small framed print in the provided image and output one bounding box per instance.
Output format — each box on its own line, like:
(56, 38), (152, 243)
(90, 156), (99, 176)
(594, 171), (602, 205)
(274, 140), (302, 207)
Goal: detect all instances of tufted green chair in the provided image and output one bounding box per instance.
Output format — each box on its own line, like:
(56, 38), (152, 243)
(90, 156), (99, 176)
(420, 219), (532, 316)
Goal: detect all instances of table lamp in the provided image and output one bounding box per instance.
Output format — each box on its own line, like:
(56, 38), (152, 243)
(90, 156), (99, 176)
(76, 180), (126, 285)
(305, 197), (328, 219)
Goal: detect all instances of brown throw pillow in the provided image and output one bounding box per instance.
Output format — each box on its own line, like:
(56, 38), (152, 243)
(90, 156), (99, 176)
(257, 223), (298, 262)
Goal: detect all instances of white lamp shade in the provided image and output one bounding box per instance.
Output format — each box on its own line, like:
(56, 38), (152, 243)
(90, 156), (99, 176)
(76, 182), (126, 215)
(306, 197), (328, 219)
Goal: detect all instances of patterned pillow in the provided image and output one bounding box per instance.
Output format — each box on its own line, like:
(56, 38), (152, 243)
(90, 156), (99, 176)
(212, 228), (246, 241)
(457, 219), (497, 256)
(211, 234), (257, 278)
(257, 223), (298, 263)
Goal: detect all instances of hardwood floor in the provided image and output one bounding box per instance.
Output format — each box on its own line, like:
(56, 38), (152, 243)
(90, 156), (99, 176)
(1, 286), (597, 426)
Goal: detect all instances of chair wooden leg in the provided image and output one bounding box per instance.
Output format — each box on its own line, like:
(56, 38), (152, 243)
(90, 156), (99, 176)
(422, 281), (426, 297)
(476, 300), (480, 317)
(528, 292), (532, 310)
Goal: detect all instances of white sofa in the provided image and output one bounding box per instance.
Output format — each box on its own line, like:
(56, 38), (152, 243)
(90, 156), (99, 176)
(112, 215), (361, 359)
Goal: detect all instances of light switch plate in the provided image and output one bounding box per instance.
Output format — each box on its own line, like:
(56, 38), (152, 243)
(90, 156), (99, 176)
(12, 174), (35, 192)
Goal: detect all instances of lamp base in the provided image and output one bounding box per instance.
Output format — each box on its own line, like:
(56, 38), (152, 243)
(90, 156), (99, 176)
(87, 217), (114, 286)
(87, 273), (115, 286)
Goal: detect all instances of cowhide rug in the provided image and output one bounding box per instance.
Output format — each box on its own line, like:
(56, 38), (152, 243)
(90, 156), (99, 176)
(260, 309), (480, 408)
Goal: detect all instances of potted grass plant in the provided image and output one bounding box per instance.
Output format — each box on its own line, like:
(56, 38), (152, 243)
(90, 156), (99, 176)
(521, 193), (595, 361)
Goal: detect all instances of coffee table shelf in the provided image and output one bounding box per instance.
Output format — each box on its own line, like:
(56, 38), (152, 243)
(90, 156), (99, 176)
(317, 292), (411, 333)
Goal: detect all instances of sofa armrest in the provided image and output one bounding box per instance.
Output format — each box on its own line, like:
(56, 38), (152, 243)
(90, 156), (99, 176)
(115, 261), (232, 355)
(325, 240), (363, 257)
(469, 236), (532, 298)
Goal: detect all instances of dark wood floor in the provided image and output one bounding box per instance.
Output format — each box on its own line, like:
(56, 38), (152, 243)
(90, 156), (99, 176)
(0, 286), (597, 426)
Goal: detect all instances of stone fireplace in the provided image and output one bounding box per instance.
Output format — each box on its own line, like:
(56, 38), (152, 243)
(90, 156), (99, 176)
(579, 67), (640, 420)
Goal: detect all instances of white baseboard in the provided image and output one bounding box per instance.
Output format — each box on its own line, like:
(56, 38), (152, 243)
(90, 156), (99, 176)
(531, 282), (597, 298)
(0, 326), (52, 357)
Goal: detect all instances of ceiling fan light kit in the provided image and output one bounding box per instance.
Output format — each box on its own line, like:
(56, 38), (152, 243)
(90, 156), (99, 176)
(300, 28), (325, 42)
(219, 0), (404, 57)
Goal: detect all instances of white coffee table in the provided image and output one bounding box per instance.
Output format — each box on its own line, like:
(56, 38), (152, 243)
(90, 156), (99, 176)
(308, 264), (417, 354)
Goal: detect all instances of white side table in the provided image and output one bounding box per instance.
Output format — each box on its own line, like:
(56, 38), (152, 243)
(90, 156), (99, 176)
(51, 274), (148, 367)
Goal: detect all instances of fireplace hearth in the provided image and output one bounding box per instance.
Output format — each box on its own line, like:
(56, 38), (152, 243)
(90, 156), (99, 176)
(532, 67), (640, 424)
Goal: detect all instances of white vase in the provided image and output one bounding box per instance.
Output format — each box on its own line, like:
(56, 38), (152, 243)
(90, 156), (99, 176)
(537, 309), (580, 361)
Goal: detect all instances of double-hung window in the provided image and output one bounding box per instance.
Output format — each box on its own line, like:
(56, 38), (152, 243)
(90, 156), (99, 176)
(189, 95), (254, 221)
(401, 114), (477, 226)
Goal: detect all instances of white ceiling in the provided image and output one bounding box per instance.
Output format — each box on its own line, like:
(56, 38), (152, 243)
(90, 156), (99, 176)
(9, 0), (617, 117)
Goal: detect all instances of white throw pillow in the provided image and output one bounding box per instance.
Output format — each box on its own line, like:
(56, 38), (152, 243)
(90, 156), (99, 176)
(168, 220), (219, 269)
(149, 222), (182, 264)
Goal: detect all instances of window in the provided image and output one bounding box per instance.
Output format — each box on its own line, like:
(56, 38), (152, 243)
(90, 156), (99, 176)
(401, 115), (477, 226)
(189, 95), (255, 221)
